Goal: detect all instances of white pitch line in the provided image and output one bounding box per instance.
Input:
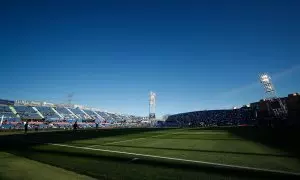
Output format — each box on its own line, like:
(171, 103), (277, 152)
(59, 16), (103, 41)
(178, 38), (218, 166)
(49, 143), (300, 177)
(87, 144), (104, 148)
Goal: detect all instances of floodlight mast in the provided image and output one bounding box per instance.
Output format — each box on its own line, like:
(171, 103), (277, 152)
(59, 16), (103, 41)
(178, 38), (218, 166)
(259, 73), (288, 117)
(149, 91), (156, 120)
(259, 73), (276, 98)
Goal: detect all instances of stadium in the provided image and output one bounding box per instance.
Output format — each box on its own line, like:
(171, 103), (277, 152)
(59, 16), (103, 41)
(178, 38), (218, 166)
(1, 80), (300, 179)
(1, 1), (300, 179)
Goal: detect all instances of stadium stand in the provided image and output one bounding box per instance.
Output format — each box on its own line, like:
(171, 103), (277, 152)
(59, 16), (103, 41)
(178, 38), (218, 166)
(0, 96), (263, 130)
(82, 109), (98, 120)
(55, 107), (78, 120)
(69, 107), (88, 120)
(107, 113), (122, 122)
(0, 105), (20, 121)
(35, 106), (60, 121)
(2, 92), (300, 131)
(165, 108), (256, 127)
(14, 105), (43, 120)
(119, 114), (130, 122)
(96, 111), (110, 121)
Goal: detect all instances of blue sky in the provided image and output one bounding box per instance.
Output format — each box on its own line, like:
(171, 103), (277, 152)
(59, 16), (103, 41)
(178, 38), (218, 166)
(1, 0), (299, 116)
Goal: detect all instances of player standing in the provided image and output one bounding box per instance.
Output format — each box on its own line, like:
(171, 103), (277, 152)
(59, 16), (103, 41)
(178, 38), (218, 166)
(73, 121), (78, 131)
(24, 120), (29, 134)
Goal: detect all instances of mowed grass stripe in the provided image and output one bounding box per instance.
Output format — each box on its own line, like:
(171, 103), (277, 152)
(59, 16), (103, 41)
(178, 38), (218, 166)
(62, 131), (300, 173)
(98, 132), (288, 156)
(84, 130), (183, 147)
(102, 133), (176, 146)
(49, 143), (300, 177)
(14, 145), (260, 180)
(3, 127), (300, 179)
(87, 130), (223, 147)
(81, 140), (300, 173)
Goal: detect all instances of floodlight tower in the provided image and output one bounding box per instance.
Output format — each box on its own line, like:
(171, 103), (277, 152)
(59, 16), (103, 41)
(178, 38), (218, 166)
(149, 91), (156, 120)
(259, 73), (288, 117)
(67, 93), (74, 105)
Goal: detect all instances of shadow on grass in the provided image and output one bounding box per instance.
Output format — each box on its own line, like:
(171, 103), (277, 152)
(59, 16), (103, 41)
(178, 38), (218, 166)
(188, 126), (300, 159)
(225, 126), (300, 158)
(1, 127), (300, 179)
(7, 147), (300, 180)
(102, 144), (295, 158)
(0, 128), (170, 150)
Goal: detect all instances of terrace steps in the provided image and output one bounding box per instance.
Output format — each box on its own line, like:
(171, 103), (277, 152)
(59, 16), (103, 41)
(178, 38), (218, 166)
(9, 106), (20, 118)
(32, 107), (44, 119)
(80, 109), (92, 119)
(51, 107), (63, 118)
(65, 107), (79, 119)
(92, 110), (105, 120)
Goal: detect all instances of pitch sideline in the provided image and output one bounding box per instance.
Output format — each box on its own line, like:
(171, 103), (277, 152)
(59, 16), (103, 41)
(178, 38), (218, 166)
(49, 143), (300, 177)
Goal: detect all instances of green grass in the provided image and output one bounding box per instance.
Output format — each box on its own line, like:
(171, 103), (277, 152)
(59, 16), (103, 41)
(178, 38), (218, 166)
(0, 151), (95, 180)
(1, 127), (300, 180)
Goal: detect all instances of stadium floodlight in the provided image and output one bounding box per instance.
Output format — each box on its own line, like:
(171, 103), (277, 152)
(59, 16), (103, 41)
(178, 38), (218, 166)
(149, 91), (156, 120)
(259, 73), (275, 94)
(258, 73), (288, 118)
(67, 93), (74, 105)
(260, 74), (270, 83)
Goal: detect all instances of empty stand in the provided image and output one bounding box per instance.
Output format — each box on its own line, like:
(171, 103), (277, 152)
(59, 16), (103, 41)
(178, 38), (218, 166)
(35, 106), (61, 121)
(14, 105), (43, 120)
(0, 105), (20, 121)
(55, 107), (78, 120)
(69, 108), (87, 119)
(83, 109), (98, 119)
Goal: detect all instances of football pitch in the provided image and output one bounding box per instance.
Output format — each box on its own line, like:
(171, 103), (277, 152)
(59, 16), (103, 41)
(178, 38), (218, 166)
(1, 127), (300, 180)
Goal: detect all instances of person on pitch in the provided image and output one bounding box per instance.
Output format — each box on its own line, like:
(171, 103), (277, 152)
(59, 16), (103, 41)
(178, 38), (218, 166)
(73, 121), (78, 131)
(24, 120), (29, 134)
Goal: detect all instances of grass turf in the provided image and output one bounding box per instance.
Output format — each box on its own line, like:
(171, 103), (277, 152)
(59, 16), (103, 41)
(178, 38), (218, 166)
(1, 127), (300, 180)
(0, 151), (96, 180)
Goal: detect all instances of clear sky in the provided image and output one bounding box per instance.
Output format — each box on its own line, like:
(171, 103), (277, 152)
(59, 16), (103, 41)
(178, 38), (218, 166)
(1, 0), (300, 116)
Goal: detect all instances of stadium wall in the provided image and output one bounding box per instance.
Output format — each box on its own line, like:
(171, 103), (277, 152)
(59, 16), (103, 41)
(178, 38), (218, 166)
(251, 93), (300, 127)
